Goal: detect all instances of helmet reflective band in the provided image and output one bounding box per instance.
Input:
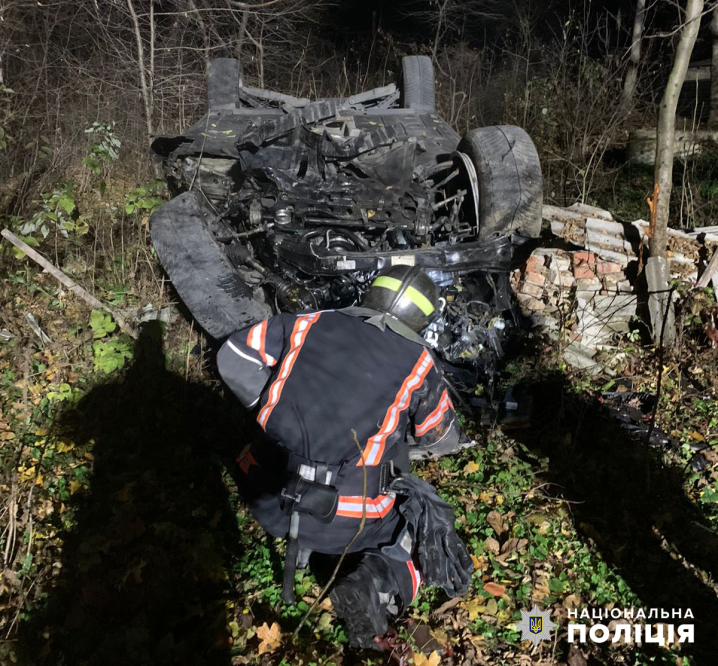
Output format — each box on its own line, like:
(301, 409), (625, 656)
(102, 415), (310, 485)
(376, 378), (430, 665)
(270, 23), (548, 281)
(363, 266), (439, 332)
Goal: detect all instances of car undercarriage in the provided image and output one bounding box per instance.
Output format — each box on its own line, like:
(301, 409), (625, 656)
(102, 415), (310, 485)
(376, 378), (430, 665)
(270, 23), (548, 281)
(150, 56), (543, 382)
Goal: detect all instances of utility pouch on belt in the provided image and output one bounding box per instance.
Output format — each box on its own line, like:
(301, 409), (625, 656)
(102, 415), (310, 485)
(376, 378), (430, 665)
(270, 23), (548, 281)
(280, 474), (339, 523)
(280, 465), (338, 604)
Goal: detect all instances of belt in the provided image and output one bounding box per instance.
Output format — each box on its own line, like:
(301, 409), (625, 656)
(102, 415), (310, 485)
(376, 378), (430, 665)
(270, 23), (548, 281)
(278, 453), (400, 604)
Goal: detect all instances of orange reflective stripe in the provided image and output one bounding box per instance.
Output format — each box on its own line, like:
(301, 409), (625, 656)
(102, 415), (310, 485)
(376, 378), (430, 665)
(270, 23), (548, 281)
(247, 320), (277, 366)
(406, 560), (421, 600)
(257, 313), (320, 429)
(335, 494), (396, 519)
(415, 389), (453, 437)
(358, 349), (434, 467)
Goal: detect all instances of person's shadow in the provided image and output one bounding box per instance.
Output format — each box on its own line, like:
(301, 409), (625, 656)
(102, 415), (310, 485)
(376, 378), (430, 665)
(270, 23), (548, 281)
(18, 322), (244, 666)
(513, 375), (718, 665)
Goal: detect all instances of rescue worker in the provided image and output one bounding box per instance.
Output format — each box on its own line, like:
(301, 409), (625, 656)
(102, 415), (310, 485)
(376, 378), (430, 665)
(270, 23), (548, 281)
(217, 265), (474, 649)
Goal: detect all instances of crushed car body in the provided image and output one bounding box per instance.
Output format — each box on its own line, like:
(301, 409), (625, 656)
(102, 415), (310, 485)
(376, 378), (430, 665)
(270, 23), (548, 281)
(150, 57), (543, 381)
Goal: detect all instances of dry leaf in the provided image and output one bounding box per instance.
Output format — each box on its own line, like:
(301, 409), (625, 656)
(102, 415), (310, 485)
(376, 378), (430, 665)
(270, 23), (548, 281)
(689, 431), (705, 442)
(414, 651), (441, 666)
(483, 582), (506, 597)
(464, 598), (485, 621)
(463, 460), (479, 474)
(56, 439), (75, 453)
(256, 621), (281, 654)
(470, 554), (481, 570)
(432, 596), (462, 617)
(486, 511), (506, 537)
(563, 594), (581, 610)
(485, 537), (500, 555)
(500, 538), (528, 556)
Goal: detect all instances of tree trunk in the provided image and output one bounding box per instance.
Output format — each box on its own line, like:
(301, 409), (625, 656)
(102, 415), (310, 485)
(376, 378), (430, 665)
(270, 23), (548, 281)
(621, 0), (646, 114)
(710, 6), (718, 126)
(126, 0), (153, 141)
(652, 0), (704, 259)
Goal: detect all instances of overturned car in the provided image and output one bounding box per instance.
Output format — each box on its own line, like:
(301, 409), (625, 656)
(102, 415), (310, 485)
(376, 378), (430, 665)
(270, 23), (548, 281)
(150, 56), (543, 376)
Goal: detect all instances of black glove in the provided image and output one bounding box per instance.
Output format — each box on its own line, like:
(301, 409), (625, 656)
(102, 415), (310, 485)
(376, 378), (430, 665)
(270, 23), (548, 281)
(390, 475), (473, 597)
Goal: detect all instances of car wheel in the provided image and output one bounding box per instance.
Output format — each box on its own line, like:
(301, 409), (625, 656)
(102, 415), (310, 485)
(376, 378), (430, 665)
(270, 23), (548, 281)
(458, 125), (543, 240)
(207, 57), (244, 110)
(150, 191), (272, 339)
(401, 55), (435, 112)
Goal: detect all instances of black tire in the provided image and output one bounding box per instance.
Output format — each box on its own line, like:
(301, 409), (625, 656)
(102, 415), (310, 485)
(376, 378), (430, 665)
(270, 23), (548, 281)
(207, 58), (244, 110)
(401, 56), (435, 112)
(150, 191), (271, 339)
(458, 125), (543, 240)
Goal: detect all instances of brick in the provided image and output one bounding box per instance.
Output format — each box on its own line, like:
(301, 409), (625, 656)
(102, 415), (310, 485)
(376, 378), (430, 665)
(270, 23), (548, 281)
(559, 273), (575, 288)
(575, 278), (602, 291)
(517, 294), (545, 311)
(573, 264), (596, 280)
(525, 271), (546, 287)
(596, 261), (623, 275)
(526, 255), (546, 273)
(573, 251), (596, 266)
(520, 282), (544, 297)
(551, 256), (571, 272)
(602, 272), (626, 284)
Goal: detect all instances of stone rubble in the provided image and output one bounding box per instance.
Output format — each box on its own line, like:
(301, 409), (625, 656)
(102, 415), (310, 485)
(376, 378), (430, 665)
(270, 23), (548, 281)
(511, 203), (718, 370)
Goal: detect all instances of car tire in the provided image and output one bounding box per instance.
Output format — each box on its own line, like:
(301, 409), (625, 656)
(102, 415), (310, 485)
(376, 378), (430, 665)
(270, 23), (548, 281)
(458, 125), (543, 240)
(150, 191), (272, 339)
(401, 55), (435, 112)
(207, 57), (244, 110)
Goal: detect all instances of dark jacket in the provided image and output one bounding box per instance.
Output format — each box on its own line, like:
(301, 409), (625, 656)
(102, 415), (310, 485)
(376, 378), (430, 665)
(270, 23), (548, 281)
(217, 308), (460, 554)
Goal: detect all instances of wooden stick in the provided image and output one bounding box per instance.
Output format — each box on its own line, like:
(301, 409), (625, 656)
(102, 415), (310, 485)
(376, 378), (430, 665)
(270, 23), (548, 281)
(2, 229), (138, 339)
(696, 247), (718, 289)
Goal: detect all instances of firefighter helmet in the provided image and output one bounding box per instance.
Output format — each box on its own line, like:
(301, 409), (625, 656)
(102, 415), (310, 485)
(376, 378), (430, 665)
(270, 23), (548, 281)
(362, 266), (439, 332)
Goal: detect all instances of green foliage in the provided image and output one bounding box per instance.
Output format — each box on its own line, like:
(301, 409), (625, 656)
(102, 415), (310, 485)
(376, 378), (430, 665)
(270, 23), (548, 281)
(0, 124), (12, 152)
(88, 310), (132, 373)
(92, 336), (133, 373)
(124, 179), (166, 215)
(46, 383), (75, 402)
(89, 310), (117, 339)
(24, 134), (53, 161)
(8, 234), (40, 260)
(82, 121), (120, 175)
(16, 182), (88, 239)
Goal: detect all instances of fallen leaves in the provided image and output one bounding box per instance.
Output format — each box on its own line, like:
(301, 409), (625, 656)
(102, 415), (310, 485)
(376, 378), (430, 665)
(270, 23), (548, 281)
(256, 621), (281, 655)
(413, 651), (441, 666)
(464, 598), (484, 621)
(486, 510), (507, 538)
(463, 460), (479, 474)
(483, 582), (506, 597)
(485, 537), (500, 555)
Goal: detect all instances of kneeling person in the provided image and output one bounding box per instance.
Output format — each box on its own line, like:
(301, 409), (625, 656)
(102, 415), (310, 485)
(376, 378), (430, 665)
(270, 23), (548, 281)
(217, 266), (473, 648)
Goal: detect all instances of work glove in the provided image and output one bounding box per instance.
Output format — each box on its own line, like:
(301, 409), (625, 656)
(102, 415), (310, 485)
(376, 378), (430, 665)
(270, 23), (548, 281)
(390, 474), (474, 597)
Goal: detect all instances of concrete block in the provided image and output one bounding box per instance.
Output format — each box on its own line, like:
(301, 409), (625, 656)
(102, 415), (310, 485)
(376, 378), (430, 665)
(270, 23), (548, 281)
(645, 256), (676, 346)
(563, 342), (601, 374)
